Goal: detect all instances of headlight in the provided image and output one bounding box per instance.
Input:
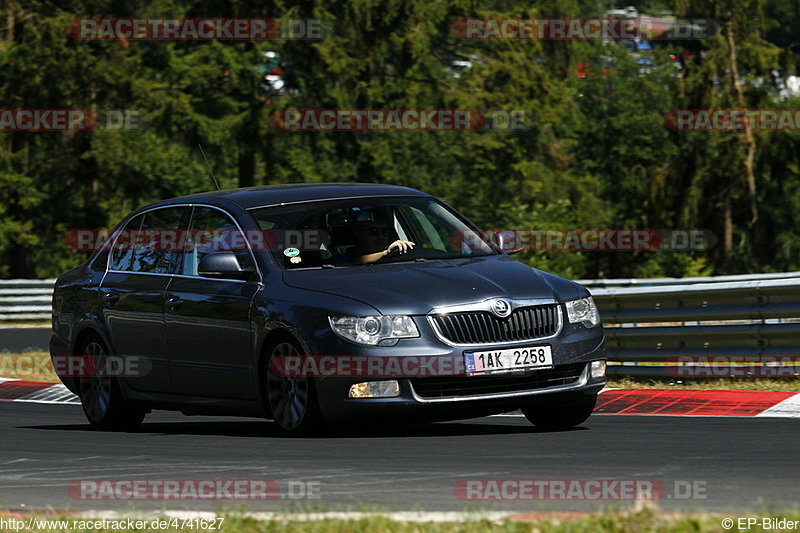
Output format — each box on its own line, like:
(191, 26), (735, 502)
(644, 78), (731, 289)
(329, 315), (420, 345)
(565, 297), (600, 328)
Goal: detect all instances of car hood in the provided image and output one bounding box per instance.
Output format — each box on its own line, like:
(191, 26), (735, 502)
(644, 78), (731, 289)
(282, 255), (585, 315)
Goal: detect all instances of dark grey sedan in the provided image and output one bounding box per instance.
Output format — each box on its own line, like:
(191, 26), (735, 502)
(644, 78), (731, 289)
(50, 183), (606, 434)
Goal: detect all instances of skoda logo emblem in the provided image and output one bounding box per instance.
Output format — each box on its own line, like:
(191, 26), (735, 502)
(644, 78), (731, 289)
(492, 299), (511, 317)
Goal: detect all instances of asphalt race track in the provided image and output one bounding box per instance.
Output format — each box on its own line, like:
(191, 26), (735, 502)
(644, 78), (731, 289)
(0, 402), (797, 513)
(0, 327), (50, 353)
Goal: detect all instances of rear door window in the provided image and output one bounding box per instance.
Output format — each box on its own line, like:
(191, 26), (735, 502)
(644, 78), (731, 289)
(109, 207), (189, 274)
(130, 207), (189, 274)
(109, 214), (143, 271)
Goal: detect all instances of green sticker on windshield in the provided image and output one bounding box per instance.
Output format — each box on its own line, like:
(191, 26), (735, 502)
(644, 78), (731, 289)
(283, 247), (300, 257)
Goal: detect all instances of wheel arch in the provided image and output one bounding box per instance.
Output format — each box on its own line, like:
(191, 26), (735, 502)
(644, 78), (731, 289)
(255, 326), (309, 406)
(71, 320), (115, 356)
(56, 323), (113, 394)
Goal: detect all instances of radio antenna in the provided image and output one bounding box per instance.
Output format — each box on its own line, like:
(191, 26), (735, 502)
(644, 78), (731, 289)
(198, 144), (221, 191)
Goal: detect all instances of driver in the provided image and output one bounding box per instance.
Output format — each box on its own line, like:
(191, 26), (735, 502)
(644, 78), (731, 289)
(354, 214), (415, 263)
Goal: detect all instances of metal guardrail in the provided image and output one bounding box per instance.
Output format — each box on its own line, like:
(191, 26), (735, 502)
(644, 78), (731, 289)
(590, 276), (800, 378)
(0, 279), (55, 321)
(577, 271), (800, 288)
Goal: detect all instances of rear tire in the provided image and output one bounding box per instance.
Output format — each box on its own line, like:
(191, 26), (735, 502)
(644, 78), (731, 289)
(77, 334), (146, 432)
(522, 392), (597, 431)
(265, 338), (325, 436)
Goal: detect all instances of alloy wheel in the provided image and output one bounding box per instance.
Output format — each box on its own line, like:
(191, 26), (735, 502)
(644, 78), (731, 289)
(266, 342), (311, 430)
(78, 341), (112, 422)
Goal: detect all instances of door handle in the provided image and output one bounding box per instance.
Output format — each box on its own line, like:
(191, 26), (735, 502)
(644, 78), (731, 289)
(166, 296), (184, 311)
(102, 292), (119, 305)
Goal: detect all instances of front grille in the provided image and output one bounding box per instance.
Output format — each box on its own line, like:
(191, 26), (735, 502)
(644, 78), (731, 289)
(410, 363), (585, 399)
(430, 304), (560, 345)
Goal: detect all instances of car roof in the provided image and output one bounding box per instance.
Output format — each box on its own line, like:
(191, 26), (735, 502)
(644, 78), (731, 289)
(156, 183), (430, 210)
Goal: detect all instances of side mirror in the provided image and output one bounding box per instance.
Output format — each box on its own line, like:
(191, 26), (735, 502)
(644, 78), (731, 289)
(197, 252), (254, 280)
(492, 230), (525, 255)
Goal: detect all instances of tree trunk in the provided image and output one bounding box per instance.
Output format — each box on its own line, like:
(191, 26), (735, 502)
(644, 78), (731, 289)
(4, 1), (14, 43)
(725, 21), (759, 227)
(723, 191), (733, 254)
(238, 150), (255, 188)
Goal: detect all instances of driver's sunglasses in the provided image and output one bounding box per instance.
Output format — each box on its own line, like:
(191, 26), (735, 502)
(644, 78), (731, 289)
(367, 226), (389, 236)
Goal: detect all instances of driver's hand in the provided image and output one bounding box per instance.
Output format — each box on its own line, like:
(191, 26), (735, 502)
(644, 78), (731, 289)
(386, 240), (415, 255)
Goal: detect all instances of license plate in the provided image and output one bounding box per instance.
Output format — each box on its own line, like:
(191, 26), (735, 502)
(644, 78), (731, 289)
(464, 345), (553, 376)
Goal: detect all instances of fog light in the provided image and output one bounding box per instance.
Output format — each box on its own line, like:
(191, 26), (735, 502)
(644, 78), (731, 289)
(590, 360), (606, 379)
(348, 380), (400, 398)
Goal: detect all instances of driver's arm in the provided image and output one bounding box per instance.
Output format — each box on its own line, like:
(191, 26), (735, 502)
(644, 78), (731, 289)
(360, 240), (415, 263)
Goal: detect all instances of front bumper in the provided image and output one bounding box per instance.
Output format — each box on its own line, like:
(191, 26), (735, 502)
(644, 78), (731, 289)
(310, 316), (607, 423)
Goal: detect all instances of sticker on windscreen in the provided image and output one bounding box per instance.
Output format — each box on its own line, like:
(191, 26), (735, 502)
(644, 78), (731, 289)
(290, 256), (302, 264)
(283, 247), (300, 257)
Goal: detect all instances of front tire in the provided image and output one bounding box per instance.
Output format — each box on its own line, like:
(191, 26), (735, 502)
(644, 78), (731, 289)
(265, 339), (325, 435)
(522, 392), (597, 431)
(77, 335), (146, 432)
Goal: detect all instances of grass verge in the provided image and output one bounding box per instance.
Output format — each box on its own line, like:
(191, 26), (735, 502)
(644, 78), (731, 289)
(0, 321), (51, 327)
(607, 376), (800, 391)
(0, 351), (60, 383)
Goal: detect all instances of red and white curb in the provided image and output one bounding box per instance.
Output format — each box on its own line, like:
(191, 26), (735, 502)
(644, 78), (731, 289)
(0, 377), (79, 405)
(1, 379), (799, 417)
(595, 388), (800, 417)
(488, 388), (800, 418)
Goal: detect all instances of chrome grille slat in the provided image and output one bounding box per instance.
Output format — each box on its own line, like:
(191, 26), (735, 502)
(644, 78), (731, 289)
(466, 314), (480, 344)
(481, 313), (493, 343)
(450, 314), (466, 342)
(487, 315), (502, 342)
(513, 311), (522, 341)
(477, 314), (489, 342)
(521, 307), (531, 338)
(544, 306), (551, 336)
(440, 315), (452, 340)
(431, 304), (559, 345)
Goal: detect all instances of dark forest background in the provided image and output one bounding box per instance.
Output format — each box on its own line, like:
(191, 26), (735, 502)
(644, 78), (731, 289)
(2, 0), (800, 280)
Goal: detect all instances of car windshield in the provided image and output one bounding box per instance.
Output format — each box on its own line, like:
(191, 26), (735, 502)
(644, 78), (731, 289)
(248, 196), (498, 269)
